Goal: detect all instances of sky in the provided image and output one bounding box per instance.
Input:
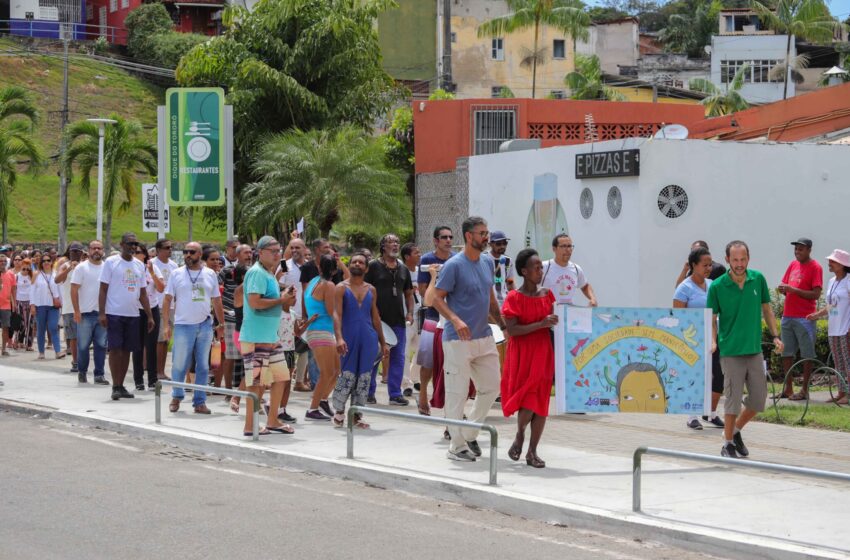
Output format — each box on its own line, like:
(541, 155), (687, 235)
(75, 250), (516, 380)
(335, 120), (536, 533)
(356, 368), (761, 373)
(582, 0), (850, 22)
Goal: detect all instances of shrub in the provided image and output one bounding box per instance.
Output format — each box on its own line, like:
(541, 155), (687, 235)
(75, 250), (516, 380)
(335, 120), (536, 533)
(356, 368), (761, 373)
(150, 32), (208, 69)
(125, 3), (173, 62)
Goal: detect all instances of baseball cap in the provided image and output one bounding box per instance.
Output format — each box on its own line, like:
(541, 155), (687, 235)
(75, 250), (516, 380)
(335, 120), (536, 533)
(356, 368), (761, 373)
(791, 238), (813, 248)
(69, 242), (84, 251)
(490, 230), (509, 243)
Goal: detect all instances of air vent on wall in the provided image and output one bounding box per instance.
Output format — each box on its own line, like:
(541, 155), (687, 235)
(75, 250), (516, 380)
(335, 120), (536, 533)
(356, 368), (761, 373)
(607, 186), (622, 218)
(657, 185), (688, 218)
(580, 188), (593, 219)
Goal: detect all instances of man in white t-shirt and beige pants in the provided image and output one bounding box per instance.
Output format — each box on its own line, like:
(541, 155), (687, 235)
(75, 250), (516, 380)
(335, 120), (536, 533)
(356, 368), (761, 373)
(541, 234), (598, 307)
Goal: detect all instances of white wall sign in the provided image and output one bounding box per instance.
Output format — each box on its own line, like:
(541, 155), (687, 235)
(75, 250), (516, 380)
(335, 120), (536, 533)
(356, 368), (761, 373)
(142, 183), (170, 233)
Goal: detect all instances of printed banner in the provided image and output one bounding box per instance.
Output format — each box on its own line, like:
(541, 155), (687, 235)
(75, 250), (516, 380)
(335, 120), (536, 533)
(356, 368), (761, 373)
(554, 306), (711, 414)
(165, 87), (225, 206)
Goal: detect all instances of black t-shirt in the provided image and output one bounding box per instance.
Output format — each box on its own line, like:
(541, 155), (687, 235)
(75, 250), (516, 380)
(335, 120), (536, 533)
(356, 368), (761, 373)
(365, 259), (413, 327)
(218, 265), (240, 322)
(299, 261), (343, 285)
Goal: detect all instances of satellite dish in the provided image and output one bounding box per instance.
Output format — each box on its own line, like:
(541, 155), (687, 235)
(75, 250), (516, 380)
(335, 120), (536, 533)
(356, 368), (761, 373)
(655, 124), (689, 140)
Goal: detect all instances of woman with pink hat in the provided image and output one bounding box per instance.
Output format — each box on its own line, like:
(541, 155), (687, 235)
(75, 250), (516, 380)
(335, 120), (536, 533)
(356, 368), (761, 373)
(807, 249), (850, 404)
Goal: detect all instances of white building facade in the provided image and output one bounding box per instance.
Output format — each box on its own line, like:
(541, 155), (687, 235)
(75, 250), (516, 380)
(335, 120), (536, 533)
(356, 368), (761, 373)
(710, 34), (794, 103)
(467, 138), (849, 307)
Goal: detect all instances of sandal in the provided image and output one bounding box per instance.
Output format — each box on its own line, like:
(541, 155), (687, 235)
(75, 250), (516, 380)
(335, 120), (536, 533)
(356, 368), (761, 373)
(418, 404), (431, 416)
(332, 413), (345, 428)
(169, 399), (180, 413)
(266, 424), (295, 434)
(230, 399), (240, 414)
(244, 428), (270, 436)
(526, 453), (546, 468)
(355, 419), (370, 429)
(788, 392), (808, 401)
(508, 441), (523, 461)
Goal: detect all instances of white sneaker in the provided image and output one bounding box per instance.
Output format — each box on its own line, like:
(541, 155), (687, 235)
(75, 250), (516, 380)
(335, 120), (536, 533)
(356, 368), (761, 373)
(447, 449), (477, 462)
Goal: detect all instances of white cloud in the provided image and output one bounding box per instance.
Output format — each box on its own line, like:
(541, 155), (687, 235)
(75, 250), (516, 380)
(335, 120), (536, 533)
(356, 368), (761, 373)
(656, 316), (679, 328)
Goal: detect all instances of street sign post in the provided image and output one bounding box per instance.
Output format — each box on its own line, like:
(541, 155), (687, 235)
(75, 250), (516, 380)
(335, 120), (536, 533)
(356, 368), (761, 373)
(142, 183), (170, 233)
(165, 87), (225, 206)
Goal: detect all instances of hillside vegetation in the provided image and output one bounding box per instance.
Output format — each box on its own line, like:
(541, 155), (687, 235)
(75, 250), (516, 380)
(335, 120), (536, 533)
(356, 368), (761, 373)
(1, 37), (222, 244)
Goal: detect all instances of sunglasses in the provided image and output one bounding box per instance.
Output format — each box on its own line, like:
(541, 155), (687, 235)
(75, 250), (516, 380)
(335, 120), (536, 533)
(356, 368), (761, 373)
(161, 246), (172, 251)
(125, 241), (139, 247)
(438, 235), (453, 240)
(135, 250), (146, 255)
(183, 249), (198, 255)
(42, 259), (52, 263)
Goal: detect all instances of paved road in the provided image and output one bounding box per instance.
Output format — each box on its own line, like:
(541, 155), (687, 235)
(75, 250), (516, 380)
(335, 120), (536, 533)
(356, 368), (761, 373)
(0, 411), (724, 560)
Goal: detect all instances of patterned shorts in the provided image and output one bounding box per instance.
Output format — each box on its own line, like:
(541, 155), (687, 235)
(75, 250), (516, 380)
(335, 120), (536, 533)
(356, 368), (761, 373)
(223, 322), (240, 359)
(829, 333), (850, 377)
(304, 329), (335, 349)
(240, 342), (290, 387)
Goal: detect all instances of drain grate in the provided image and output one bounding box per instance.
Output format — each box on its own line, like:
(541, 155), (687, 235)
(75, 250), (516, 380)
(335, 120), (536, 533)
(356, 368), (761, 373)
(154, 449), (216, 462)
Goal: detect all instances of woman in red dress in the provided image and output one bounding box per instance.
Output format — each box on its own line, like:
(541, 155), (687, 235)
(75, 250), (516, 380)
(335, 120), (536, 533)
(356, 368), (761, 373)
(501, 248), (558, 468)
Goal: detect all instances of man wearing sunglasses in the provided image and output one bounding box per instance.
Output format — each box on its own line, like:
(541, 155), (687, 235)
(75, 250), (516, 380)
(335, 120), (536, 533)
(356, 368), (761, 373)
(152, 238), (178, 380)
(161, 242), (225, 414)
(98, 232), (155, 400)
(414, 226), (456, 412)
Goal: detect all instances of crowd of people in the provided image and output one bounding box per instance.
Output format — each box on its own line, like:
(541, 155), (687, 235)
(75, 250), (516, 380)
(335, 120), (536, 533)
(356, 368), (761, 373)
(0, 220), (847, 463)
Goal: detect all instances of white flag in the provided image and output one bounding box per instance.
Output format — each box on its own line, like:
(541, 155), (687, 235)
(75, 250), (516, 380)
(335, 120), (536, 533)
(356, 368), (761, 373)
(296, 217), (305, 234)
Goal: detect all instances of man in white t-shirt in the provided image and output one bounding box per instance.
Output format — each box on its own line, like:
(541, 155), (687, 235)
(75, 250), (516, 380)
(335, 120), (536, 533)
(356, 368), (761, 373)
(152, 238), (179, 380)
(54, 242), (84, 373)
(541, 234), (597, 307)
(71, 240), (108, 385)
(281, 237), (312, 392)
(99, 232), (155, 401)
(161, 241), (225, 414)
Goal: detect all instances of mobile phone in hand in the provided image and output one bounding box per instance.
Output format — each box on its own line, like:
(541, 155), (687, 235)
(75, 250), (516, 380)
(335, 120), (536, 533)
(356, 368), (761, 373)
(279, 259), (288, 273)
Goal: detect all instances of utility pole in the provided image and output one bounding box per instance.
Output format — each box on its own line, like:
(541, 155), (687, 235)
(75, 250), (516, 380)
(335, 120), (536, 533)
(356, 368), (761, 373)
(440, 0), (452, 91)
(57, 30), (70, 253)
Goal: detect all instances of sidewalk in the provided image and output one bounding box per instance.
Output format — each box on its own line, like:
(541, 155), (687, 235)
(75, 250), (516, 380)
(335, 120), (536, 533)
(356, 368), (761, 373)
(2, 350), (849, 559)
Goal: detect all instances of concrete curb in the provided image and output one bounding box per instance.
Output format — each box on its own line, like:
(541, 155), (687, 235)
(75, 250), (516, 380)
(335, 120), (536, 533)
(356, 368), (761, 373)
(2, 398), (845, 560)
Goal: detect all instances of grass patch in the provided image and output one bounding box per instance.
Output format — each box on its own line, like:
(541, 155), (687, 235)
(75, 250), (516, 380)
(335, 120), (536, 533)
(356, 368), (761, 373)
(1, 37), (224, 243)
(756, 403), (850, 432)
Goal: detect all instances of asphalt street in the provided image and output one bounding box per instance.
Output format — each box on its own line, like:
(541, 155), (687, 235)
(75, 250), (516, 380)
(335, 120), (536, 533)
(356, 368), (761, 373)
(0, 410), (725, 560)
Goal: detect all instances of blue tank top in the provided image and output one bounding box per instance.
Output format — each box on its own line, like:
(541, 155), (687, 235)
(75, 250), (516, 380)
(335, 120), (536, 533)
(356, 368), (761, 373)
(305, 276), (334, 332)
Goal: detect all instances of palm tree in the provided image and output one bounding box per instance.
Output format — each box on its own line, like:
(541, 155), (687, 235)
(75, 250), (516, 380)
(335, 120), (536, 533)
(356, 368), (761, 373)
(689, 64), (751, 116)
(0, 86), (43, 243)
(658, 14), (694, 54)
(565, 54), (626, 101)
(62, 115), (157, 249)
(243, 126), (411, 239)
(477, 0), (590, 99)
(751, 0), (841, 99)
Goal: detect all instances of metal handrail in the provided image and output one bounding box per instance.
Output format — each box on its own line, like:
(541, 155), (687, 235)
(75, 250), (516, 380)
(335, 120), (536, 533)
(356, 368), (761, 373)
(155, 381), (260, 441)
(632, 446), (850, 512)
(346, 406), (499, 486)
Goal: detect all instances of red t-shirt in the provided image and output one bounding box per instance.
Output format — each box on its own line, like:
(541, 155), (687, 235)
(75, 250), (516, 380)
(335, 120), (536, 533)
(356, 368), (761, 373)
(781, 259), (823, 318)
(0, 271), (16, 310)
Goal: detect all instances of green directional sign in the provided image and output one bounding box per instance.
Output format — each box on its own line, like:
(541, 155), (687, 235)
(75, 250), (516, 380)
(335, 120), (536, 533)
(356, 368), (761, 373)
(165, 87), (225, 206)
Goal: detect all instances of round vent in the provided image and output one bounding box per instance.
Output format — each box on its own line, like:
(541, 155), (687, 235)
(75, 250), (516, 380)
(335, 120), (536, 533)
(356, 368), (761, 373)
(657, 185), (688, 218)
(580, 188), (593, 219)
(607, 186), (622, 219)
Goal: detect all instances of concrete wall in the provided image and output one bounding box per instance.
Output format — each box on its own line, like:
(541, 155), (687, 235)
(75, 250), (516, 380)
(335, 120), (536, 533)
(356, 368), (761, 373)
(576, 20), (639, 74)
(414, 164), (468, 249)
(466, 138), (850, 307)
(377, 0), (437, 82)
(710, 34), (794, 102)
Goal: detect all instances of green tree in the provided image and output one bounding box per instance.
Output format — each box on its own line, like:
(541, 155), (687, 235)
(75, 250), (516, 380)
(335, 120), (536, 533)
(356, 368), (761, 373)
(658, 0), (722, 57)
(564, 54), (626, 100)
(243, 126), (410, 239)
(689, 64), (751, 116)
(61, 115), (157, 249)
(751, 0), (842, 99)
(0, 86), (43, 243)
(477, 0), (590, 99)
(176, 0), (399, 233)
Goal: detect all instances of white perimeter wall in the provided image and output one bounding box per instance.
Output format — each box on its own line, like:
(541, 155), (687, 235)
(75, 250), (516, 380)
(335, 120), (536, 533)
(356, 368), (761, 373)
(469, 138), (850, 308)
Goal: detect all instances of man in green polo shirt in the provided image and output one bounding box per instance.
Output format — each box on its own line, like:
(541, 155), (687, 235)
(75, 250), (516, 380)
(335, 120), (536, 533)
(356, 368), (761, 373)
(707, 240), (783, 459)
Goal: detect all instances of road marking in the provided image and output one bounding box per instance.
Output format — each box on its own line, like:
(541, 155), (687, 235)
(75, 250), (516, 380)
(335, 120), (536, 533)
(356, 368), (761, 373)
(50, 429), (142, 452)
(200, 464), (647, 559)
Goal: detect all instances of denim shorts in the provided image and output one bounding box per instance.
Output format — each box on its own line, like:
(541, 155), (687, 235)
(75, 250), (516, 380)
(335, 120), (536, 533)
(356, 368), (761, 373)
(780, 317), (816, 359)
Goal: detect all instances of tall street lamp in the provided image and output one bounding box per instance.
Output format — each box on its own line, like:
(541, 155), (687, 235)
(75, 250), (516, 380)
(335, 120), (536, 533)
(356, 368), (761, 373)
(87, 118), (117, 242)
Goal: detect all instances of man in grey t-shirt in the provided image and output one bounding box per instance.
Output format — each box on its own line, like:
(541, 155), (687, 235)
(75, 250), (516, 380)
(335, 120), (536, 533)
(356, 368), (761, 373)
(432, 216), (507, 462)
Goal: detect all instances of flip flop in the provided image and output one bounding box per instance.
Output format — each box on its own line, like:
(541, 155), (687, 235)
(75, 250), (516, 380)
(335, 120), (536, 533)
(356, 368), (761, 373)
(418, 404), (431, 416)
(355, 420), (370, 429)
(266, 425), (294, 434)
(332, 413), (345, 428)
(230, 400), (240, 414)
(788, 392), (808, 401)
(244, 428), (270, 436)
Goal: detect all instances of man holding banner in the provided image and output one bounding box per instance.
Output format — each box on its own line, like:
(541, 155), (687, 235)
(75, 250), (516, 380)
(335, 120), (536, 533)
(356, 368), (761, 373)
(707, 241), (783, 459)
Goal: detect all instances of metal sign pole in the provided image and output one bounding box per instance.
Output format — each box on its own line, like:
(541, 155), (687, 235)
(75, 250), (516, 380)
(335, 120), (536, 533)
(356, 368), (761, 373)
(157, 106), (167, 240)
(224, 105), (234, 240)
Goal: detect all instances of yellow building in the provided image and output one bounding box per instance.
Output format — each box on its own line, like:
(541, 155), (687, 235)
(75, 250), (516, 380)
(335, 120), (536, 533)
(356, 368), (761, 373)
(450, 1), (577, 99)
(604, 74), (707, 106)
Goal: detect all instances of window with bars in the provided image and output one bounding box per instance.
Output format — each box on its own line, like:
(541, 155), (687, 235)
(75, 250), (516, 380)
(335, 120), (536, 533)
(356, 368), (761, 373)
(471, 106), (517, 155)
(721, 59), (781, 84)
(121, 0), (129, 8)
(109, 0), (117, 12)
(491, 38), (504, 61)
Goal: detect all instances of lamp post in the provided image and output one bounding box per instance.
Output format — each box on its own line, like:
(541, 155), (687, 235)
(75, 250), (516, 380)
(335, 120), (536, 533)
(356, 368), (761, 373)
(87, 118), (117, 242)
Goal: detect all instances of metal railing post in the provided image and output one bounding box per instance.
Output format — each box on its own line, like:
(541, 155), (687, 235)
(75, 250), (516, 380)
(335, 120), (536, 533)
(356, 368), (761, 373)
(632, 446), (850, 514)
(346, 405), (499, 485)
(632, 446), (646, 512)
(154, 381), (260, 441)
